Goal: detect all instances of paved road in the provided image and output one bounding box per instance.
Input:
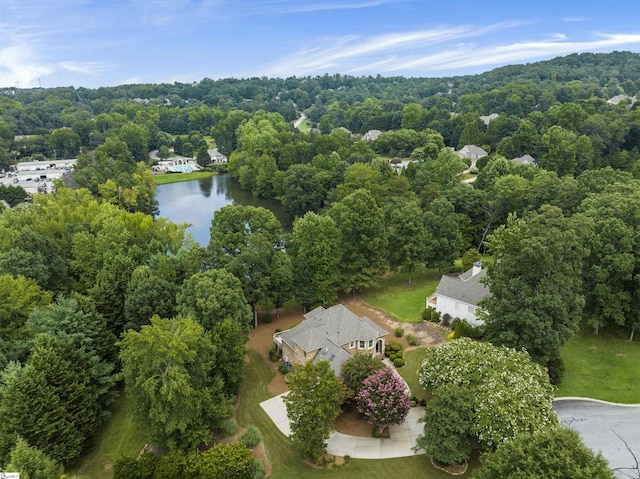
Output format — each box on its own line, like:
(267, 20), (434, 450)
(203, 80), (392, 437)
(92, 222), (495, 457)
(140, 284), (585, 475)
(554, 398), (640, 478)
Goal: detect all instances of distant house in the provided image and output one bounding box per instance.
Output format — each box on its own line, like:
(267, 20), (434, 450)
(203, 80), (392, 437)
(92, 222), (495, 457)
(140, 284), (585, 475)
(427, 262), (489, 326)
(361, 129), (383, 141)
(455, 145), (488, 165)
(511, 154), (537, 166)
(479, 113), (499, 126)
(208, 148), (228, 164)
(273, 304), (388, 374)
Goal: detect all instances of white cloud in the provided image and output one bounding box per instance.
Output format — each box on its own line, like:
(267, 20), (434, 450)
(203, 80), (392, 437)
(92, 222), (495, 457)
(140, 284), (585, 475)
(59, 61), (111, 75)
(264, 21), (524, 76)
(0, 42), (54, 88)
(264, 23), (640, 78)
(385, 33), (640, 72)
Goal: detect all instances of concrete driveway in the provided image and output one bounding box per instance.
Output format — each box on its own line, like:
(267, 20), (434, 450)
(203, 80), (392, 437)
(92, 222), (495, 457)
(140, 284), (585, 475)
(554, 398), (640, 478)
(260, 392), (425, 459)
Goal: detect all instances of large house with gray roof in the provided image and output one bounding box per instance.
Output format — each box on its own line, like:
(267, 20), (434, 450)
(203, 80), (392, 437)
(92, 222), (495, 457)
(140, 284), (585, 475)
(427, 262), (489, 326)
(273, 304), (388, 373)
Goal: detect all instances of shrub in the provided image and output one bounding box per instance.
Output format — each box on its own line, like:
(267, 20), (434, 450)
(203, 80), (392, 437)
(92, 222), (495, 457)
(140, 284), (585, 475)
(278, 364), (288, 374)
(462, 321), (485, 340)
(389, 353), (397, 361)
(240, 424), (262, 449)
(422, 306), (441, 322)
(268, 347), (280, 362)
(395, 350), (403, 359)
(442, 313), (452, 327)
(395, 327), (404, 337)
(546, 355), (565, 386)
(388, 341), (402, 352)
(219, 418), (238, 437)
(251, 459), (266, 479)
(393, 358), (405, 368)
(341, 353), (385, 395)
(407, 334), (420, 346)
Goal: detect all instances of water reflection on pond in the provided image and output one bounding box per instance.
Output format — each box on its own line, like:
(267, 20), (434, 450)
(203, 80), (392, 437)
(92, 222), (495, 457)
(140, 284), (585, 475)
(156, 173), (292, 245)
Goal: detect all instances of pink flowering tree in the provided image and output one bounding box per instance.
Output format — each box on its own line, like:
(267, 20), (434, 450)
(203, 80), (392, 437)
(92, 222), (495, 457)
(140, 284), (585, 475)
(356, 367), (411, 435)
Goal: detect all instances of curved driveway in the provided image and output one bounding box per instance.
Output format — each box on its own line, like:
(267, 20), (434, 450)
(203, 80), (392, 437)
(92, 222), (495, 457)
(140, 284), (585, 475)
(554, 398), (640, 478)
(260, 392), (425, 459)
(261, 393), (640, 470)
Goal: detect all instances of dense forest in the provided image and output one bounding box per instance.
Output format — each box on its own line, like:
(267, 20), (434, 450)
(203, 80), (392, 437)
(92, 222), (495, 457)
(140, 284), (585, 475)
(1, 51), (640, 477)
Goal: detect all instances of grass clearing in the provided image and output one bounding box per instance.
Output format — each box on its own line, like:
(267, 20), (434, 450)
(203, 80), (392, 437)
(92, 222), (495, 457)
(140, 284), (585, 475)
(72, 391), (146, 479)
(362, 268), (441, 322)
(296, 119), (312, 132)
(153, 171), (214, 185)
(239, 349), (472, 478)
(557, 329), (640, 403)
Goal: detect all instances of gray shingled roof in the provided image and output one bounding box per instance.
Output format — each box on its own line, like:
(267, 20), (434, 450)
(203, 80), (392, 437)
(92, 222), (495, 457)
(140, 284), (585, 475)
(277, 304), (387, 373)
(512, 154), (536, 165)
(435, 268), (489, 306)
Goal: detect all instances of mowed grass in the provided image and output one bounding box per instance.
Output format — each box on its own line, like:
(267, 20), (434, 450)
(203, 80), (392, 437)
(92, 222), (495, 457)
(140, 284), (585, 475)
(73, 391), (146, 479)
(398, 348), (432, 402)
(557, 329), (640, 403)
(153, 171), (214, 185)
(239, 349), (472, 479)
(362, 268), (441, 322)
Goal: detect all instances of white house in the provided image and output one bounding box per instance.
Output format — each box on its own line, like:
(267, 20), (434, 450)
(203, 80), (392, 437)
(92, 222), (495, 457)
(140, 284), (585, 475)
(427, 262), (489, 326)
(455, 145), (488, 167)
(208, 148), (228, 164)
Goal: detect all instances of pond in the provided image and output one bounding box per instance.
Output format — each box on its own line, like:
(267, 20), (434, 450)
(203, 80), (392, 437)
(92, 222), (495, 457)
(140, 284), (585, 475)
(156, 173), (292, 246)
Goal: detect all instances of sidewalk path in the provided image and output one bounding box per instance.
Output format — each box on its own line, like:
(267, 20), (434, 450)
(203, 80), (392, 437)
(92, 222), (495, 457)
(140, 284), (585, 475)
(260, 392), (425, 459)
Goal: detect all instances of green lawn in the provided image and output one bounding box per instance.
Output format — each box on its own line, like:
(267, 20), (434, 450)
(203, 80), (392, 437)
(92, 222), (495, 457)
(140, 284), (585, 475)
(238, 349), (472, 479)
(296, 119), (312, 132)
(153, 171), (214, 185)
(557, 329), (640, 403)
(398, 348), (432, 402)
(362, 268), (441, 322)
(72, 392), (146, 479)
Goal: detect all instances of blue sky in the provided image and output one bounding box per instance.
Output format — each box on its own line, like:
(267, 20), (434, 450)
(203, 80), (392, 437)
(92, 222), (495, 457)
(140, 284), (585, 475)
(1, 0), (640, 89)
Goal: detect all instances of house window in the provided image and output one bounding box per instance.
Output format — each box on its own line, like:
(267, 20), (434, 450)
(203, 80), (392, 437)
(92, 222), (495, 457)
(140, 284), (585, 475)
(368, 340), (374, 349)
(455, 302), (460, 310)
(468, 306), (475, 314)
(359, 340), (365, 349)
(349, 341), (355, 349)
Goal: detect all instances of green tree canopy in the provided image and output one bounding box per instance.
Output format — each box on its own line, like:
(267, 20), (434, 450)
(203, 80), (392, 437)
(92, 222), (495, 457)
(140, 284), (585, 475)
(480, 205), (585, 382)
(0, 335), (101, 465)
(329, 189), (387, 293)
(419, 338), (558, 450)
(289, 212), (341, 308)
(177, 268), (252, 331)
(472, 426), (614, 479)
(284, 360), (346, 463)
(119, 316), (229, 450)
